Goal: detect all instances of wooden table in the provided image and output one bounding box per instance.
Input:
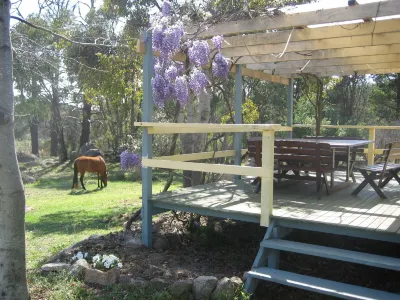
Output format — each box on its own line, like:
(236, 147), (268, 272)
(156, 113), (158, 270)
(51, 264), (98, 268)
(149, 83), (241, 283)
(248, 137), (374, 183)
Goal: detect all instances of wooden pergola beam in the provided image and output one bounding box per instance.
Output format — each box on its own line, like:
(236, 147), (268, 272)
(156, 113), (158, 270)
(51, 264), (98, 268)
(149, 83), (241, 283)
(220, 32), (400, 58)
(263, 62), (400, 75)
(219, 19), (400, 49)
(187, 0), (399, 38)
(246, 54), (400, 71)
(278, 68), (400, 78)
(235, 44), (400, 64)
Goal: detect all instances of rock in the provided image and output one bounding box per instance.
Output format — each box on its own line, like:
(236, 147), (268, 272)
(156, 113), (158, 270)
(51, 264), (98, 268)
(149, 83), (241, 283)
(131, 278), (149, 287)
(165, 233), (182, 249)
(242, 271), (248, 282)
(79, 142), (97, 155)
(89, 234), (100, 240)
(84, 268), (120, 285)
(119, 274), (132, 284)
(41, 263), (70, 273)
(153, 236), (170, 251)
(17, 152), (37, 162)
(25, 161), (40, 168)
(125, 236), (141, 248)
(230, 276), (243, 290)
(69, 151), (78, 162)
(193, 276), (218, 300)
(69, 259), (90, 279)
(22, 174), (36, 184)
(149, 277), (169, 291)
(211, 277), (236, 300)
(85, 149), (103, 157)
(170, 279), (193, 299)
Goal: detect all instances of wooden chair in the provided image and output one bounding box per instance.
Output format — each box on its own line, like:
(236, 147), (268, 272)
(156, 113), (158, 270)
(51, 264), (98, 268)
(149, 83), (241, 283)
(275, 140), (335, 197)
(304, 136), (367, 182)
(351, 142), (400, 199)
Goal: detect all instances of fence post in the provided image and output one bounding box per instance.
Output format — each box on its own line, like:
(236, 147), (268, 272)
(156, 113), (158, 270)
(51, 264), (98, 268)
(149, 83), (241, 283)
(287, 77), (293, 138)
(141, 31), (154, 248)
(260, 130), (274, 227)
(234, 65), (243, 182)
(368, 128), (376, 165)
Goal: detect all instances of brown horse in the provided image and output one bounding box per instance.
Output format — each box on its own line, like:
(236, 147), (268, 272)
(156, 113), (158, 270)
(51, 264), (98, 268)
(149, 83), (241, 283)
(72, 156), (108, 190)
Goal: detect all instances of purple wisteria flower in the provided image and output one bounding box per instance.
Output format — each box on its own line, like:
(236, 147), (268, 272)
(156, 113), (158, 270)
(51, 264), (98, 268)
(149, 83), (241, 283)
(212, 53), (229, 78)
(165, 65), (178, 82)
(162, 0), (172, 17)
(174, 76), (189, 105)
(188, 40), (210, 67)
(189, 69), (208, 95)
(212, 35), (224, 51)
(120, 151), (141, 171)
(152, 25), (164, 50)
(152, 74), (166, 107)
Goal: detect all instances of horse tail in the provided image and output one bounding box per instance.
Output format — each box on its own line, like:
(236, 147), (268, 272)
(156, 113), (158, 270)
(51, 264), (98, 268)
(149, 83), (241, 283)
(72, 160), (78, 189)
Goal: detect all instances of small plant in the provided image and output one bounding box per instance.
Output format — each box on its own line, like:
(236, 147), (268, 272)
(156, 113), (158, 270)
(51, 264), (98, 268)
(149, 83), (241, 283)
(71, 251), (88, 261)
(92, 254), (123, 270)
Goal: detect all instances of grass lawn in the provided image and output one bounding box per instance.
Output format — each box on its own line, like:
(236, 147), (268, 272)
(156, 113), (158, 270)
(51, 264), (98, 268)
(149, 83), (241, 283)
(24, 159), (180, 299)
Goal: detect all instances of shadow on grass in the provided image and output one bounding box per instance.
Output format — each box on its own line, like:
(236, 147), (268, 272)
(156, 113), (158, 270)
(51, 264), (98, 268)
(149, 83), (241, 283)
(69, 188), (104, 195)
(26, 206), (138, 237)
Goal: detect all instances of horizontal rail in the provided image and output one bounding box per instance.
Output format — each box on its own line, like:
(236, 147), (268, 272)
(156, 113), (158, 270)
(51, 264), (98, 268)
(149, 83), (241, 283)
(154, 149), (247, 161)
(293, 124), (400, 130)
(134, 122), (292, 134)
(143, 159), (264, 177)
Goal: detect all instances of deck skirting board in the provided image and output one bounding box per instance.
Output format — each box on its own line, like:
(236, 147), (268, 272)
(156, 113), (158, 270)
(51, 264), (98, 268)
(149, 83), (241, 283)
(274, 218), (400, 243)
(151, 200), (260, 224)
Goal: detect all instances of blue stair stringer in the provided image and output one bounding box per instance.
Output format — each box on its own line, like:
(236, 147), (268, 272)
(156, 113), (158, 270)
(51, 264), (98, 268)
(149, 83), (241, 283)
(244, 220), (400, 299)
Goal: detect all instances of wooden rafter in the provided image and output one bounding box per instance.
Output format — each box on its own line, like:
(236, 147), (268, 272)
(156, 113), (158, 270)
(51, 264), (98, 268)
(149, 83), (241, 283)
(187, 0), (399, 38)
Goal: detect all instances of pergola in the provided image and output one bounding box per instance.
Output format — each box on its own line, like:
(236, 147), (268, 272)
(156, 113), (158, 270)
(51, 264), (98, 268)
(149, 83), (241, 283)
(134, 2), (400, 298)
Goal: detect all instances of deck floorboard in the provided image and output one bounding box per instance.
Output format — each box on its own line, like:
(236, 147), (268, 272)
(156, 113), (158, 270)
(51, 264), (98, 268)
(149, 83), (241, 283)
(151, 174), (400, 236)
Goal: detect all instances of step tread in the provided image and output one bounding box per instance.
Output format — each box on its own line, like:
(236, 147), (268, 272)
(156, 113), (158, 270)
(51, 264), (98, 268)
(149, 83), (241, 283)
(248, 267), (399, 300)
(261, 239), (400, 271)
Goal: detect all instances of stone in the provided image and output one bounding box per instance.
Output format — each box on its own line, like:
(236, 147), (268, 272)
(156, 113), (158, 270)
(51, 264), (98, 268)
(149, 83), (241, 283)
(149, 277), (169, 291)
(193, 276), (218, 300)
(242, 271), (248, 282)
(69, 259), (90, 279)
(131, 278), (149, 287)
(84, 268), (120, 285)
(169, 279), (193, 299)
(22, 174), (36, 184)
(119, 274), (132, 284)
(166, 233), (182, 249)
(125, 237), (141, 248)
(41, 263), (70, 273)
(211, 277), (235, 300)
(79, 142), (96, 155)
(230, 276), (243, 290)
(153, 236), (170, 251)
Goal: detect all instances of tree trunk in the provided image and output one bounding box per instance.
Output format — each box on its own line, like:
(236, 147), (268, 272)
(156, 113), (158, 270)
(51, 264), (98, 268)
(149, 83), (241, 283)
(0, 1), (29, 298)
(59, 127), (68, 162)
(50, 126), (58, 156)
(79, 95), (91, 148)
(396, 74), (400, 120)
(30, 116), (39, 156)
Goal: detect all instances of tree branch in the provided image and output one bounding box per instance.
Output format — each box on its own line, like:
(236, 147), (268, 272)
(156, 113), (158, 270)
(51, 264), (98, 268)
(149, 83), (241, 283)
(10, 16), (127, 48)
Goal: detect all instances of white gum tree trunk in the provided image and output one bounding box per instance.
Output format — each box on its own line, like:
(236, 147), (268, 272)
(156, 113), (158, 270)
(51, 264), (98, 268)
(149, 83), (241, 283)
(0, 1), (29, 298)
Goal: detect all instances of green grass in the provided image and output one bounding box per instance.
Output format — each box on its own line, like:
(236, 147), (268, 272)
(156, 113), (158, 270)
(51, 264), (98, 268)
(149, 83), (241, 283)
(24, 159), (180, 299)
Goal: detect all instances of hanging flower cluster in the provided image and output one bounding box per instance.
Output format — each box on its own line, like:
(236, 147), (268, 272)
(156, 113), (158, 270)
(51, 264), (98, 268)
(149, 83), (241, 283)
(150, 0), (230, 107)
(120, 150), (141, 171)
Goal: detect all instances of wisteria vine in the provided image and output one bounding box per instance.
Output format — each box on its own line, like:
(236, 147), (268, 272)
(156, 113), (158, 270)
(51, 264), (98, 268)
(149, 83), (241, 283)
(151, 0), (230, 107)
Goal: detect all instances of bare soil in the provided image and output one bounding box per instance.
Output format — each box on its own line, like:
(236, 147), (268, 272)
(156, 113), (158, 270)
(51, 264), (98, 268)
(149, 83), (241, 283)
(71, 214), (400, 299)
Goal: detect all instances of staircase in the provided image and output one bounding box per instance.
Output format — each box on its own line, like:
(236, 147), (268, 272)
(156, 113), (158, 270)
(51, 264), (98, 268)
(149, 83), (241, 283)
(244, 221), (400, 299)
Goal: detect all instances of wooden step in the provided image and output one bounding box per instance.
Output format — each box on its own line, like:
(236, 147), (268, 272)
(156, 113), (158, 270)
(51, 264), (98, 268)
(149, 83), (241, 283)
(261, 239), (400, 271)
(248, 267), (399, 300)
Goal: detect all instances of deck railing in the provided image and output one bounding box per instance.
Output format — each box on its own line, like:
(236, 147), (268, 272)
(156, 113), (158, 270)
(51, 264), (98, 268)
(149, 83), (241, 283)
(134, 122), (292, 227)
(293, 124), (400, 165)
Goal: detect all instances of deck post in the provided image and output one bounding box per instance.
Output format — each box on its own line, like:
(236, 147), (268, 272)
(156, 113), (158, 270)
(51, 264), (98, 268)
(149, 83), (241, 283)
(234, 65), (243, 181)
(287, 77), (293, 138)
(141, 31), (154, 248)
(260, 129), (275, 227)
(368, 128), (376, 165)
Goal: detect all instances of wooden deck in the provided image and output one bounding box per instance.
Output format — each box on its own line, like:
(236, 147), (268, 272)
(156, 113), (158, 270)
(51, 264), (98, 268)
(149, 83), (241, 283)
(151, 175), (400, 238)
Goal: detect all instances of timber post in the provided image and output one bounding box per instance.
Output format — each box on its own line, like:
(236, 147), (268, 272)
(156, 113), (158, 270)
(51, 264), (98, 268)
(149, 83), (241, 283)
(260, 129), (275, 227)
(234, 65), (243, 181)
(141, 31), (154, 248)
(287, 77), (294, 138)
(368, 128), (376, 165)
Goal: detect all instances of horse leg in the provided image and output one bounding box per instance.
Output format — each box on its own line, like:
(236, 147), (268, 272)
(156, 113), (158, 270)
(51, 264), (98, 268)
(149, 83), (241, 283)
(97, 173), (100, 188)
(80, 172), (86, 190)
(100, 175), (103, 189)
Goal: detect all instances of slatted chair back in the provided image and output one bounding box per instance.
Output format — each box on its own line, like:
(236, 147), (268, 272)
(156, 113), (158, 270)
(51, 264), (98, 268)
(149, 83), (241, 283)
(377, 141), (400, 185)
(247, 138), (262, 167)
(275, 141), (335, 173)
(304, 136), (365, 141)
